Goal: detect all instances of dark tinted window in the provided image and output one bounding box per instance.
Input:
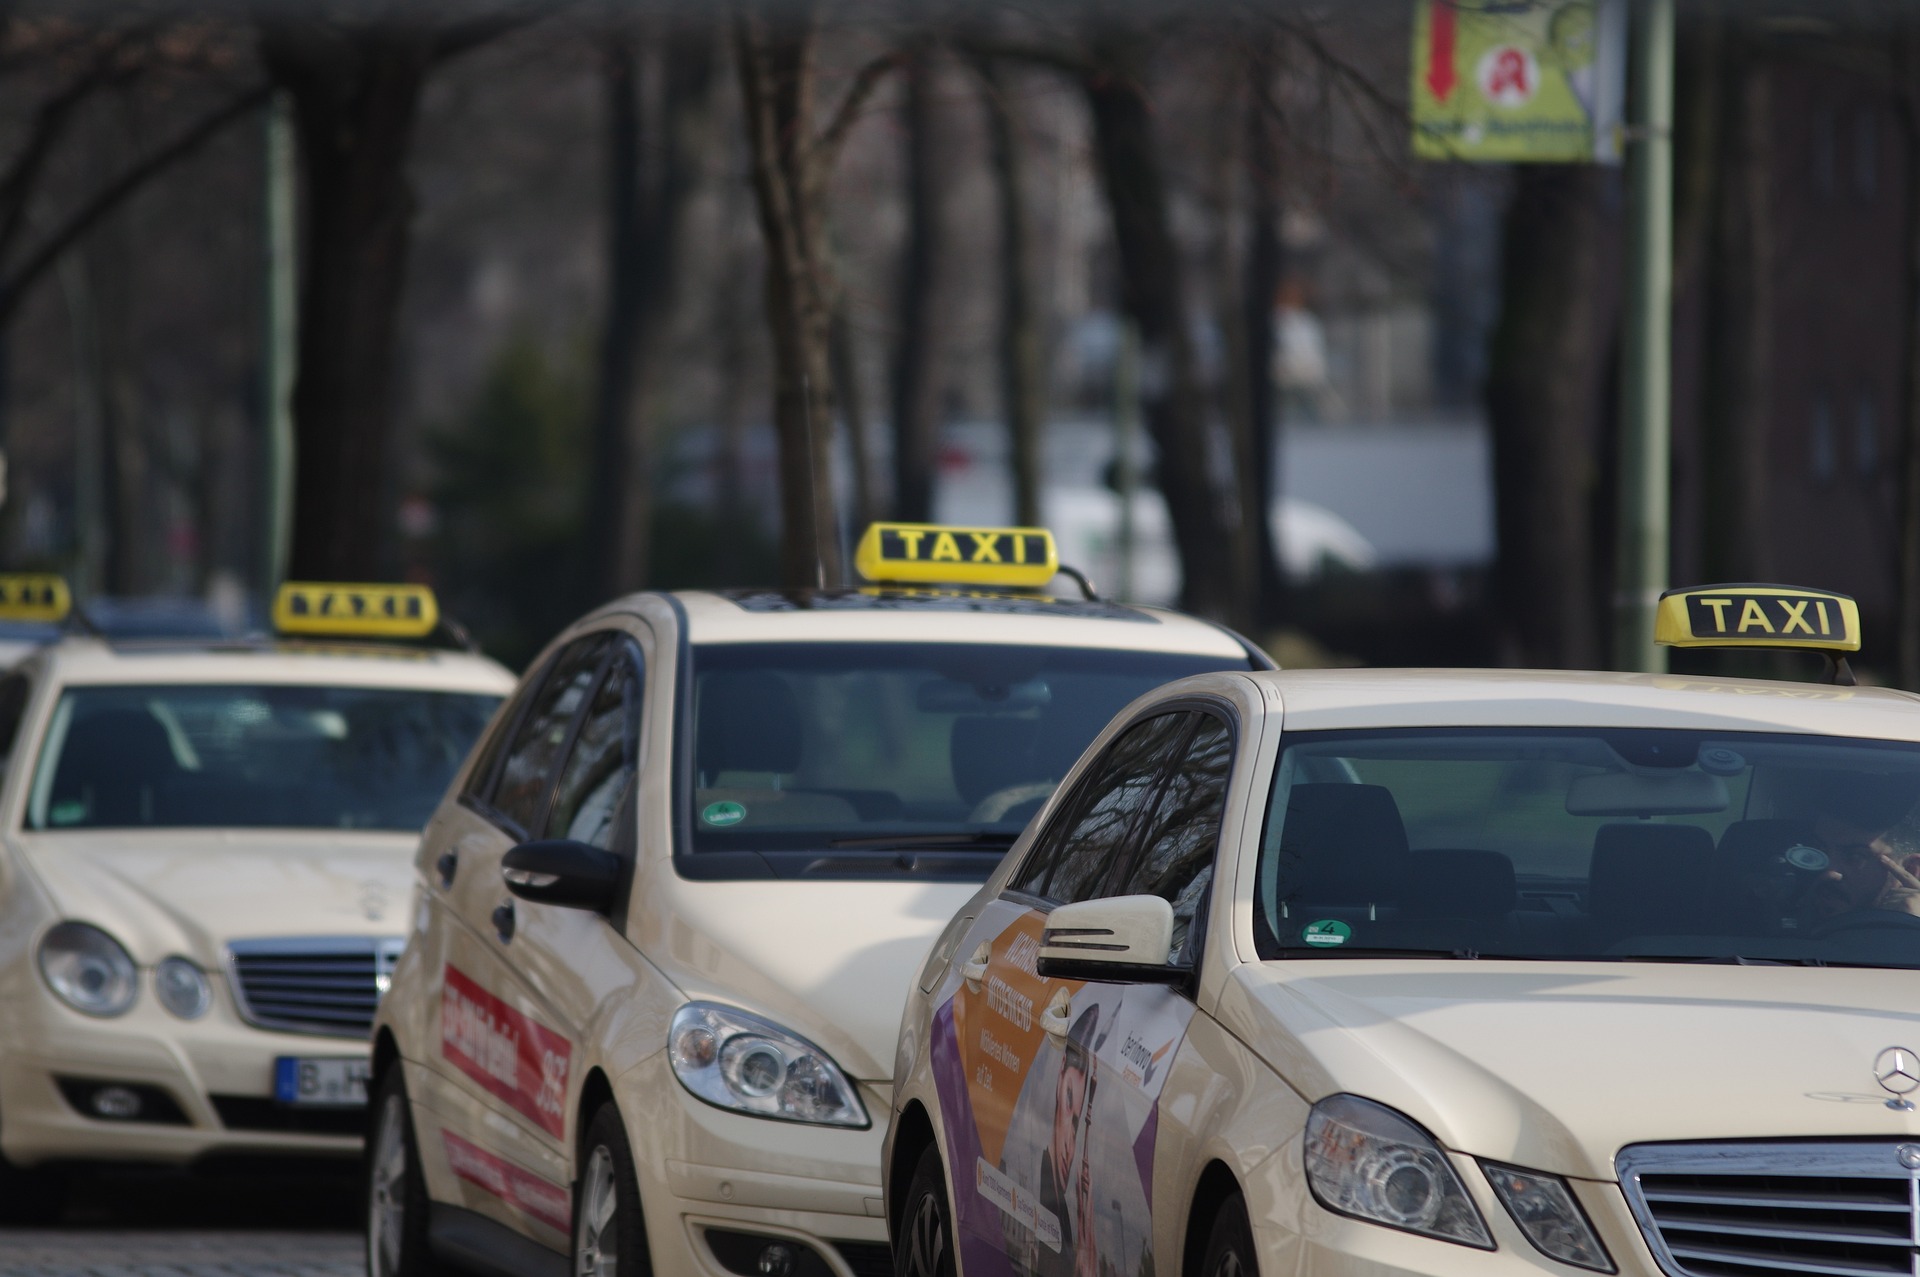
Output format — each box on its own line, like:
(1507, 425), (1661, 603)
(1012, 712), (1192, 904)
(546, 640), (642, 850)
(26, 685), (500, 831)
(491, 635), (611, 834)
(1117, 714), (1233, 964)
(0, 673), (30, 762)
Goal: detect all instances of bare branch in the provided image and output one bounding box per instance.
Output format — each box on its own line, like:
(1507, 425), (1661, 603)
(0, 82), (271, 327)
(813, 49), (905, 167)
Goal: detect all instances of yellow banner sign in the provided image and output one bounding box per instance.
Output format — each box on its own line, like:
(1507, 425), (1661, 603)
(273, 582), (439, 639)
(1412, 0), (1625, 163)
(853, 523), (1059, 589)
(0, 574), (70, 624)
(1654, 586), (1860, 653)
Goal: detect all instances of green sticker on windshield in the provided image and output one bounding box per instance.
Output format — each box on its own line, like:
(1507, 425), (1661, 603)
(702, 800), (746, 827)
(1302, 919), (1352, 948)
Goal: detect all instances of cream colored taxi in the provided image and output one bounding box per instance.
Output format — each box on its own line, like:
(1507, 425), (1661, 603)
(364, 523), (1269, 1277)
(887, 584), (1920, 1277)
(0, 579), (512, 1221)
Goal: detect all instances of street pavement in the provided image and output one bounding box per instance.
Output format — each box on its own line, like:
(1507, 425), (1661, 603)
(0, 1164), (361, 1277)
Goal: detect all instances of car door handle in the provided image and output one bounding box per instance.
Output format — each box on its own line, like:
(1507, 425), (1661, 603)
(492, 901), (515, 943)
(960, 941), (991, 993)
(1041, 990), (1072, 1042)
(436, 850), (458, 888)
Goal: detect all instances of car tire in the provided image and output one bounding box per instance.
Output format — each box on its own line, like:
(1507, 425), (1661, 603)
(895, 1144), (956, 1277)
(0, 1147), (66, 1225)
(575, 1102), (651, 1277)
(365, 1067), (443, 1277)
(1199, 1189), (1258, 1277)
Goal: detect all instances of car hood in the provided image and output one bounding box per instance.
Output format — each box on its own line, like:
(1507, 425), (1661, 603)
(1219, 960), (1920, 1181)
(16, 830), (418, 963)
(643, 870), (981, 1083)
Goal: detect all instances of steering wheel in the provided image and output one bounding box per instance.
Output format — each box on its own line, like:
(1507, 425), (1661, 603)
(1810, 907), (1920, 938)
(968, 781), (1056, 824)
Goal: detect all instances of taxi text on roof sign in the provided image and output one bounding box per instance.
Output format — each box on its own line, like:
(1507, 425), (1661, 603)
(0, 574), (70, 624)
(853, 522), (1059, 590)
(1654, 585), (1860, 653)
(272, 582), (440, 639)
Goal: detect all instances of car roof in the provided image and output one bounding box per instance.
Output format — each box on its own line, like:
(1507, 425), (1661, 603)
(1245, 667), (1920, 740)
(666, 587), (1255, 658)
(23, 635), (517, 693)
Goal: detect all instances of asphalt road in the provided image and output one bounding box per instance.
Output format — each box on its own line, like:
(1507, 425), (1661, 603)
(0, 1163), (362, 1277)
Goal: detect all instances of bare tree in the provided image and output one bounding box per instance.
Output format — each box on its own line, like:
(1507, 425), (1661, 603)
(889, 39), (950, 523)
(974, 53), (1043, 528)
(732, 4), (895, 587)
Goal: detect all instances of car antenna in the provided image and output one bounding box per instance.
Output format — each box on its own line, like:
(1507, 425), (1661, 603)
(802, 374), (829, 590)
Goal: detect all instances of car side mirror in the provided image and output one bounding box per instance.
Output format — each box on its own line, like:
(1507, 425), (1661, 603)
(501, 840), (622, 913)
(1035, 894), (1184, 983)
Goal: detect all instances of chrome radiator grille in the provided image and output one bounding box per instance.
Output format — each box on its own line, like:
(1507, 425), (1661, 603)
(226, 936), (405, 1038)
(1619, 1142), (1920, 1277)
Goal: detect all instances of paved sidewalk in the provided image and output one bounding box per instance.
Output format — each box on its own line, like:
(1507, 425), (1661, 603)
(0, 1230), (361, 1277)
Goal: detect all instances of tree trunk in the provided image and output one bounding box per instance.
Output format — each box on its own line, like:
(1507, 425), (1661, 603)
(734, 7), (841, 587)
(1700, 39), (1772, 587)
(976, 56), (1044, 529)
(889, 45), (949, 524)
(1486, 166), (1610, 668)
(1896, 19), (1920, 688)
(261, 23), (436, 582)
(586, 21), (714, 606)
(1080, 41), (1235, 618)
(831, 304), (878, 528)
(1242, 36), (1288, 631)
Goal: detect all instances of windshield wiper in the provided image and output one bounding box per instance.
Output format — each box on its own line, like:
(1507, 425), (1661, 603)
(826, 832), (1021, 850)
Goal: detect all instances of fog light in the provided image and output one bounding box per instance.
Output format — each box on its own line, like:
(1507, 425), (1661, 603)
(91, 1085), (142, 1120)
(758, 1244), (795, 1277)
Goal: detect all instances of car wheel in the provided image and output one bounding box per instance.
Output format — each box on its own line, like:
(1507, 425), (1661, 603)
(895, 1145), (955, 1277)
(1199, 1190), (1257, 1277)
(0, 1147), (65, 1225)
(365, 1067), (441, 1277)
(575, 1102), (650, 1277)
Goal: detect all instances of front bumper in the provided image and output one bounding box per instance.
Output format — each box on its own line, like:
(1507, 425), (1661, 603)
(0, 991), (368, 1167)
(618, 1052), (891, 1277)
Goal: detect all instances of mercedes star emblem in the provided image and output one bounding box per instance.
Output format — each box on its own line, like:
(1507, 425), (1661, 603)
(1875, 1046), (1920, 1111)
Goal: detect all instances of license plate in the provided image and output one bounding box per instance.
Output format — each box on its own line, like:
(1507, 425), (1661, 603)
(274, 1056), (370, 1107)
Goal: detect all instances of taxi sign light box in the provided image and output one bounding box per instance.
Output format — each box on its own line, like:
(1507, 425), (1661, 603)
(0, 574), (70, 624)
(272, 582), (439, 639)
(853, 522), (1059, 590)
(1654, 585), (1859, 653)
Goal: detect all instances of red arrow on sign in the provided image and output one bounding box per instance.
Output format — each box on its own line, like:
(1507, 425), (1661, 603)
(1427, 0), (1458, 102)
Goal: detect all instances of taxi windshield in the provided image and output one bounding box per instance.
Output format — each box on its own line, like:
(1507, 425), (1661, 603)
(26, 684), (502, 832)
(683, 642), (1243, 874)
(1256, 727), (1920, 969)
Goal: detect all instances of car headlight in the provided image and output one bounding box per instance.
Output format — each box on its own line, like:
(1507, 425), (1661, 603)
(154, 956), (211, 1020)
(668, 1002), (869, 1128)
(1483, 1162), (1614, 1271)
(37, 922), (139, 1017)
(1304, 1094), (1492, 1248)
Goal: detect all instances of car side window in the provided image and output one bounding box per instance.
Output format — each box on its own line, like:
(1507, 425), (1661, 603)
(545, 639), (643, 851)
(0, 672), (30, 768)
(1113, 713), (1233, 965)
(489, 635), (612, 836)
(1010, 711), (1192, 905)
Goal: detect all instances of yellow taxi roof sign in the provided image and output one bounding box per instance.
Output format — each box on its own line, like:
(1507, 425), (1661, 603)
(0, 574), (70, 624)
(1654, 585), (1860, 653)
(273, 582), (439, 640)
(853, 523), (1059, 590)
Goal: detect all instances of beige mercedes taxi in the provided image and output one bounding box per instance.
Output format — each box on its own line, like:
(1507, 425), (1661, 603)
(887, 584), (1920, 1277)
(0, 580), (512, 1221)
(364, 524), (1269, 1277)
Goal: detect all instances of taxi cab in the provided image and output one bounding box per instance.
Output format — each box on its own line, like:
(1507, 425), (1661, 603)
(363, 524), (1269, 1277)
(0, 578), (513, 1220)
(887, 584), (1920, 1277)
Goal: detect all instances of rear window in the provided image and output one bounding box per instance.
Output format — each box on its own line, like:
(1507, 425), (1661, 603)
(26, 684), (502, 832)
